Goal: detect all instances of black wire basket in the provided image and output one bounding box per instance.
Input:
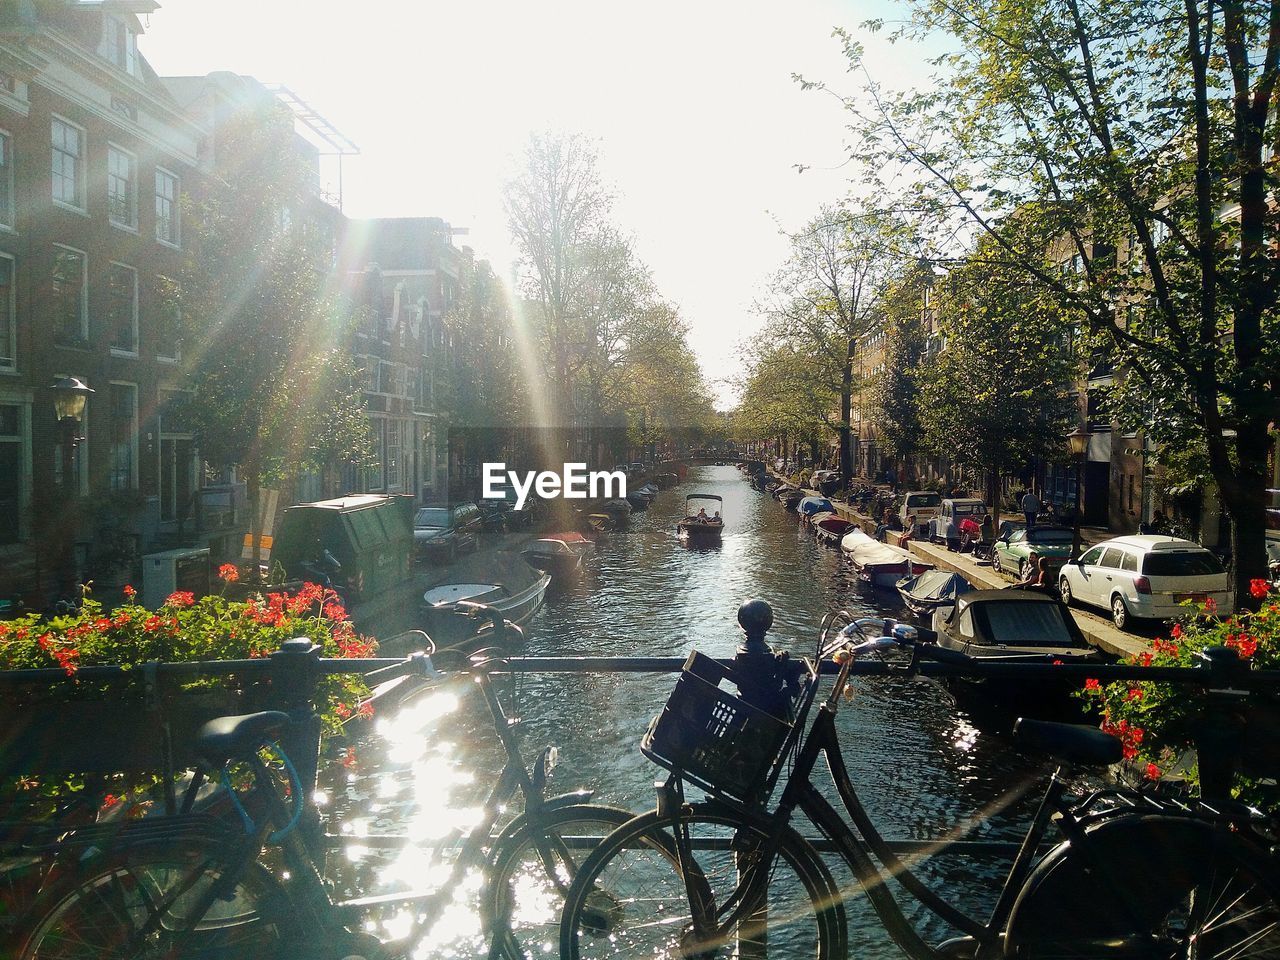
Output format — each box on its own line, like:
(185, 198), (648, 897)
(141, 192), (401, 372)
(642, 651), (792, 801)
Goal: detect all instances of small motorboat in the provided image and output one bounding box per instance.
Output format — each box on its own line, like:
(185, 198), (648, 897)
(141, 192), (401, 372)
(813, 514), (855, 547)
(521, 534), (593, 575)
(677, 493), (725, 543)
(626, 491), (651, 511)
(928, 590), (1101, 717)
(841, 529), (932, 587)
(780, 488), (807, 512)
(655, 473), (678, 489)
(897, 569), (973, 615)
(599, 499), (632, 526)
(421, 574), (551, 647)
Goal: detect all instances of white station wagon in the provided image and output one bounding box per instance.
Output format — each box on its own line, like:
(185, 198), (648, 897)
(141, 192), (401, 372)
(1057, 535), (1229, 630)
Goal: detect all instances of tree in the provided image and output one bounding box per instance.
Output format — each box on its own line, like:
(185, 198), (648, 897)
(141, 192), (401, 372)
(177, 109), (372, 574)
(872, 265), (931, 479)
(756, 204), (907, 484)
(919, 234), (1079, 518)
(826, 0), (1280, 599)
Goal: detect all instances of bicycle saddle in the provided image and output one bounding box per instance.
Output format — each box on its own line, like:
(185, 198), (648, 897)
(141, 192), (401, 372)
(195, 711), (290, 766)
(1013, 718), (1123, 767)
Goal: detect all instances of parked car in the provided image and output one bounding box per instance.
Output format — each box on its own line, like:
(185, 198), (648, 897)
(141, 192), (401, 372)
(899, 491), (943, 537)
(994, 525), (1075, 580)
(1057, 535), (1229, 630)
(413, 502), (483, 562)
(927, 498), (987, 549)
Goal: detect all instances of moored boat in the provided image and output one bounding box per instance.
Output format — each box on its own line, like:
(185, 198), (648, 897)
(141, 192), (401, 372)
(813, 514), (855, 547)
(798, 496), (835, 520)
(841, 528), (932, 587)
(420, 573), (551, 648)
(896, 569), (973, 615)
(521, 535), (593, 576)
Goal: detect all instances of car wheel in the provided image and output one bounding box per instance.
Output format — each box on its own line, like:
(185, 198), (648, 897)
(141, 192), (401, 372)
(1059, 577), (1073, 606)
(1020, 558), (1033, 581)
(1111, 594), (1131, 630)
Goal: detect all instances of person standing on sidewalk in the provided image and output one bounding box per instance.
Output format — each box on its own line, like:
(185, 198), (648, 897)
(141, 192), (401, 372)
(1021, 488), (1041, 529)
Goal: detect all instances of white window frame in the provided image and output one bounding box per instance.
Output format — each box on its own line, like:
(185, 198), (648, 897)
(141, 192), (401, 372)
(51, 244), (88, 345)
(0, 129), (13, 230)
(154, 167), (180, 247)
(107, 380), (138, 491)
(107, 143), (138, 231)
(51, 115), (86, 212)
(107, 261), (138, 357)
(155, 275), (181, 363)
(0, 252), (13, 371)
(103, 15), (138, 76)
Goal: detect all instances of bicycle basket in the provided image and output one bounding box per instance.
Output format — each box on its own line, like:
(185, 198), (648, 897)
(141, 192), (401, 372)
(641, 651), (792, 801)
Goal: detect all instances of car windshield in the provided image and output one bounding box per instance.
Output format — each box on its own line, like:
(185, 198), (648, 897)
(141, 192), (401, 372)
(979, 602), (1078, 647)
(1142, 551), (1224, 577)
(414, 508), (450, 527)
(906, 493), (941, 508)
(1028, 528), (1074, 545)
(953, 503), (983, 515)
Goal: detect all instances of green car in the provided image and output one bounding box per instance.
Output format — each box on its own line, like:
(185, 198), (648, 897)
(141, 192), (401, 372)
(994, 525), (1075, 580)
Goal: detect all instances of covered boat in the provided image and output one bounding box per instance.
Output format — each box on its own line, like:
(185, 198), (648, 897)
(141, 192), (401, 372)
(798, 496), (835, 518)
(841, 529), (932, 588)
(897, 569), (973, 615)
(421, 573), (551, 646)
(928, 590), (1101, 717)
(677, 493), (724, 543)
(814, 514), (855, 547)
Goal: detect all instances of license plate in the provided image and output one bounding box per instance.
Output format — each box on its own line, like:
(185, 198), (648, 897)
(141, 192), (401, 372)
(1174, 593), (1208, 603)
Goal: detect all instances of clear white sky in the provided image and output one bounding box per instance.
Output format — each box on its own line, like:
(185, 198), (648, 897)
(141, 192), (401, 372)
(139, 0), (923, 409)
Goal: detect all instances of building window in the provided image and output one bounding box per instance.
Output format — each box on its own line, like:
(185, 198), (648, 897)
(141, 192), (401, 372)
(155, 168), (179, 246)
(155, 276), (181, 361)
(107, 145), (137, 229)
(0, 130), (11, 228)
(103, 15), (137, 75)
(386, 420), (403, 490)
(51, 246), (87, 346)
(108, 382), (137, 491)
(51, 117), (85, 210)
(0, 255), (13, 370)
(107, 262), (138, 355)
(158, 389), (194, 523)
(0, 402), (24, 544)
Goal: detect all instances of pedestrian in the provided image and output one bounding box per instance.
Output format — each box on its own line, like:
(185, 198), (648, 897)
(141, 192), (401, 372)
(1149, 510), (1169, 535)
(1021, 488), (1041, 529)
(1009, 552), (1043, 589)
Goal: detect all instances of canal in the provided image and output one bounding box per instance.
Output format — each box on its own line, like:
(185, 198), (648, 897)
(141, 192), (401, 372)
(322, 465), (1093, 957)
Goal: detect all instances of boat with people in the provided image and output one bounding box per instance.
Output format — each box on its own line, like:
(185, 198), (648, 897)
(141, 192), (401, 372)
(896, 569), (974, 615)
(420, 573), (551, 648)
(841, 528), (932, 587)
(676, 493), (725, 543)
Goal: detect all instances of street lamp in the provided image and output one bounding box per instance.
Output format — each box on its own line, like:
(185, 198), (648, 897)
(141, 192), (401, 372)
(49, 376), (93, 484)
(1065, 424), (1090, 560)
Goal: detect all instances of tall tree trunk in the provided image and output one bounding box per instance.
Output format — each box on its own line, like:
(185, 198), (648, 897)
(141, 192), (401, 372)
(1209, 416), (1271, 607)
(840, 336), (854, 486)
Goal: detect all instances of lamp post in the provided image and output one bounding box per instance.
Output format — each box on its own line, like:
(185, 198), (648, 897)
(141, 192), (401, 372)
(1065, 425), (1090, 560)
(47, 376), (93, 599)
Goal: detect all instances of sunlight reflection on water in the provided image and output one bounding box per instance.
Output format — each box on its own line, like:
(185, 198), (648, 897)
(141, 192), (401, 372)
(319, 465), (1094, 958)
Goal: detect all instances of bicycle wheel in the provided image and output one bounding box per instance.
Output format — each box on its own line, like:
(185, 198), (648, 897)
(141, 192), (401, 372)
(560, 803), (845, 959)
(17, 844), (293, 960)
(485, 802), (635, 959)
(1007, 815), (1280, 958)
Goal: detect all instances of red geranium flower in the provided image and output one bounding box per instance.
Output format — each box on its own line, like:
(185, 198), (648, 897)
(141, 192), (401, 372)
(1250, 578), (1271, 600)
(218, 563), (240, 583)
(1145, 762), (1161, 780)
(1170, 623), (1182, 639)
(166, 591), (195, 608)
(123, 585), (136, 598)
(1085, 678), (1100, 691)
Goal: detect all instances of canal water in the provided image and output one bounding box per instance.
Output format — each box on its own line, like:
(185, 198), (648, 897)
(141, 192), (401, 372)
(321, 465), (1093, 958)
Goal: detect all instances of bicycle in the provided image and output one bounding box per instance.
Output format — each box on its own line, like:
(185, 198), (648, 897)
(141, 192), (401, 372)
(560, 602), (1280, 958)
(12, 604), (632, 960)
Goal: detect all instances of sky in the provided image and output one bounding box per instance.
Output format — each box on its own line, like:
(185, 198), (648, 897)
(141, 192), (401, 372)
(139, 0), (926, 408)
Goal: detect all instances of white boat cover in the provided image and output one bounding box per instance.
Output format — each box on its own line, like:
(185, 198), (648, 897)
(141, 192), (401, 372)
(841, 529), (914, 568)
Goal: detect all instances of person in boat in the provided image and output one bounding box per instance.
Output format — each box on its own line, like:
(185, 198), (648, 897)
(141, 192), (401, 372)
(713, 511), (721, 523)
(695, 507), (709, 523)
